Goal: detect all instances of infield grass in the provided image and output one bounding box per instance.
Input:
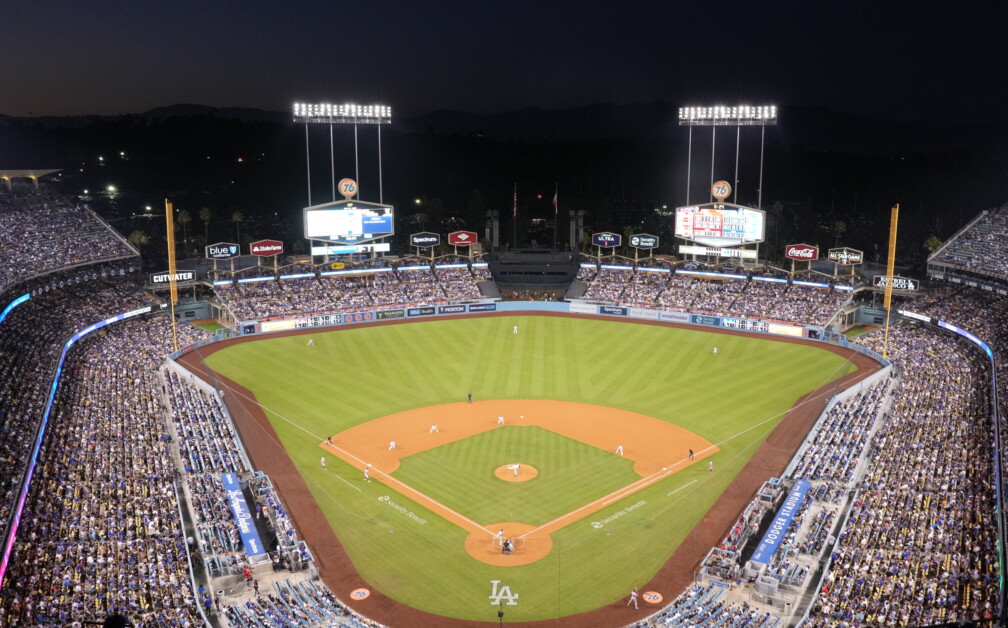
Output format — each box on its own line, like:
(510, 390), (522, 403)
(395, 425), (638, 525)
(202, 314), (858, 621)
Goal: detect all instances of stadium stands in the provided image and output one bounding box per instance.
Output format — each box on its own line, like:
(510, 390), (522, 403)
(1, 183), (1007, 628)
(0, 182), (136, 293)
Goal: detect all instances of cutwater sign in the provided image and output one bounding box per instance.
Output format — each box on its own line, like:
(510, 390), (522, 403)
(750, 479), (811, 565)
(221, 473), (266, 557)
(592, 232), (622, 247)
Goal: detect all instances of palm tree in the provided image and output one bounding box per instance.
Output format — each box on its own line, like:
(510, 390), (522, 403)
(200, 207), (212, 246)
(177, 208), (192, 258)
(231, 210), (244, 245)
(127, 230), (150, 251)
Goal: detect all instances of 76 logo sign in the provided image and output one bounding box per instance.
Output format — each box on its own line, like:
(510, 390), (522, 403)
(338, 178), (358, 198)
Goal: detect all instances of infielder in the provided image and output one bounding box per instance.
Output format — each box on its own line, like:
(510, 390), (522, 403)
(616, 445), (624, 456)
(388, 440), (396, 451)
(429, 424), (439, 434)
(497, 415), (505, 425)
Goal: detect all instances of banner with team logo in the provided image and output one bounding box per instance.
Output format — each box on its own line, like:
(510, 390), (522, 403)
(221, 473), (266, 557)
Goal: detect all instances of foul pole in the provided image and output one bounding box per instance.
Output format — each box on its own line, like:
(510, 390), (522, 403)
(882, 204), (899, 359)
(165, 199), (179, 352)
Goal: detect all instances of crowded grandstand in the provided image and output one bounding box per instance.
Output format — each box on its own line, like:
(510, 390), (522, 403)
(0, 179), (1004, 628)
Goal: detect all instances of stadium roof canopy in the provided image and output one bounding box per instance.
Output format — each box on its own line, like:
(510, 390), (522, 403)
(0, 169), (61, 180)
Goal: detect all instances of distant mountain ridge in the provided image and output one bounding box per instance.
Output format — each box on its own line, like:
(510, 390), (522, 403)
(3, 102), (1006, 154)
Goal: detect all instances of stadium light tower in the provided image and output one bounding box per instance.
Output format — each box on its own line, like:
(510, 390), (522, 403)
(293, 103), (392, 205)
(678, 105), (777, 209)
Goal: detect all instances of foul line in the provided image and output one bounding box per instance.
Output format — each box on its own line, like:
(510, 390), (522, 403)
(668, 479), (698, 497)
(323, 440), (493, 537)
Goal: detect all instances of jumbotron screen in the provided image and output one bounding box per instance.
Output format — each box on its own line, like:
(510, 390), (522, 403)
(674, 202), (765, 247)
(304, 200), (394, 245)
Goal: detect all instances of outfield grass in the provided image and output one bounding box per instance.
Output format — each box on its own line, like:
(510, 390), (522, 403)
(203, 315), (857, 621)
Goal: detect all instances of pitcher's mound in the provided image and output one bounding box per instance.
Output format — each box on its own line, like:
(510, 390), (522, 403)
(494, 464), (537, 482)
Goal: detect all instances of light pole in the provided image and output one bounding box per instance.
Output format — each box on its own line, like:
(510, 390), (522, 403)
(678, 105), (777, 208)
(293, 103), (392, 205)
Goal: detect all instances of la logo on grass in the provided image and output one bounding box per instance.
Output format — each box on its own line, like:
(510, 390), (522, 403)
(489, 580), (519, 605)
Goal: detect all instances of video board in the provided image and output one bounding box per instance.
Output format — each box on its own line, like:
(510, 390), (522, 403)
(674, 203), (765, 247)
(304, 200), (394, 245)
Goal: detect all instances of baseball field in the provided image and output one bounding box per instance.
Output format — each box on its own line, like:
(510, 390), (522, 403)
(196, 314), (864, 624)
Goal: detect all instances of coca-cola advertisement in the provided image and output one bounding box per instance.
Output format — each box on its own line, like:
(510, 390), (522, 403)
(785, 243), (819, 261)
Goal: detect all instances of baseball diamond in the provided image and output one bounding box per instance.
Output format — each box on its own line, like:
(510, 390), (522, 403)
(181, 312), (878, 625)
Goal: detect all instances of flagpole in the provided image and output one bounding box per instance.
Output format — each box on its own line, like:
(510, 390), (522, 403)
(553, 182), (558, 250)
(513, 182), (517, 248)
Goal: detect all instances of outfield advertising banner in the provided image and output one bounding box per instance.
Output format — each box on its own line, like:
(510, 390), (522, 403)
(768, 323), (804, 337)
(691, 314), (722, 327)
(376, 309), (405, 320)
(407, 306), (436, 317)
(344, 312), (375, 323)
(629, 307), (659, 320)
(569, 301), (597, 314)
(221, 473), (266, 558)
(750, 480), (811, 565)
(468, 304), (497, 312)
(438, 305), (466, 314)
(598, 305), (628, 316)
(660, 310), (691, 323)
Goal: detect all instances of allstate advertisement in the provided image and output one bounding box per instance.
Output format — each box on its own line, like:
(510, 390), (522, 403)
(221, 473), (266, 558)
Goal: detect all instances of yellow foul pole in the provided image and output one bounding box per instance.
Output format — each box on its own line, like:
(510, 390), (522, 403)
(165, 199), (179, 352)
(882, 204), (899, 359)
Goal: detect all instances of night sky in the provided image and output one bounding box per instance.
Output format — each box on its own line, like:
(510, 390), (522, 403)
(4, 1), (1005, 122)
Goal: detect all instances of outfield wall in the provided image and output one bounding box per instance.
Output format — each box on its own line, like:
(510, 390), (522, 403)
(170, 300), (889, 368)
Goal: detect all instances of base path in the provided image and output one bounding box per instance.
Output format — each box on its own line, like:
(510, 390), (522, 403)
(177, 311), (882, 628)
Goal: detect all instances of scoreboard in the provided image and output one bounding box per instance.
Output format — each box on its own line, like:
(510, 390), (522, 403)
(304, 200), (394, 245)
(675, 203), (765, 247)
